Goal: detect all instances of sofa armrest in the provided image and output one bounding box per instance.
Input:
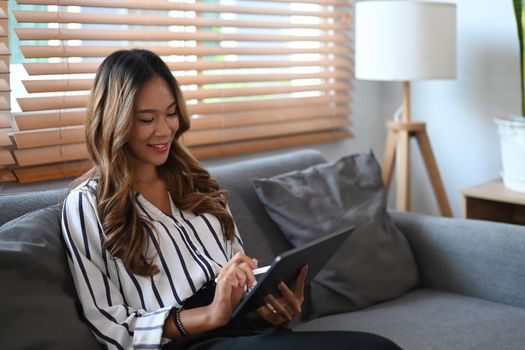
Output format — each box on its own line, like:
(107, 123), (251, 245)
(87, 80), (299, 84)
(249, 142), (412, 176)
(390, 210), (525, 309)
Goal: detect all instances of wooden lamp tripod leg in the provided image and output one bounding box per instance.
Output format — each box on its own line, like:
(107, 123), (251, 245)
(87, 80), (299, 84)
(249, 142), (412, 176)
(397, 127), (411, 211)
(382, 121), (412, 211)
(381, 82), (452, 216)
(415, 128), (452, 217)
(382, 126), (398, 188)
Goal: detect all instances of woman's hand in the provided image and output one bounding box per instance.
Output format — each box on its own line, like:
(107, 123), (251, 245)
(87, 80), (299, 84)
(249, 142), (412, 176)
(206, 252), (258, 328)
(256, 265), (308, 326)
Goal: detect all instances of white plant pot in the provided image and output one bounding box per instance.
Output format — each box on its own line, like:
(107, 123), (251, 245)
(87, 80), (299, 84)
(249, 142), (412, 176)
(495, 115), (525, 193)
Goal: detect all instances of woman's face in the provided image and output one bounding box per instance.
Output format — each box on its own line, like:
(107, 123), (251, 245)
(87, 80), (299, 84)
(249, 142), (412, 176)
(128, 75), (180, 171)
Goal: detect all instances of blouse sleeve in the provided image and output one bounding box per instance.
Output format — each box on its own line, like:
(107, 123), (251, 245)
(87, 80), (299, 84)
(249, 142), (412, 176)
(61, 188), (171, 350)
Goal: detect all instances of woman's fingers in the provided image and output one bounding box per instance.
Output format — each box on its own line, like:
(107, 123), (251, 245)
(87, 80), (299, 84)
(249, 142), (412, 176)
(216, 261), (256, 294)
(229, 252), (258, 269)
(226, 263), (247, 288)
(273, 265), (308, 315)
(293, 265), (308, 302)
(216, 252), (257, 286)
(238, 262), (256, 288)
(278, 282), (301, 315)
(256, 303), (285, 326)
(264, 303), (286, 325)
(266, 294), (293, 321)
(255, 266), (308, 326)
(216, 259), (307, 325)
(218, 252), (257, 278)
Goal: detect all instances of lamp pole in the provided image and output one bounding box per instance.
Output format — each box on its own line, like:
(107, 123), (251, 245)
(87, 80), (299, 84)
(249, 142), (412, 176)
(382, 81), (452, 216)
(397, 81), (412, 211)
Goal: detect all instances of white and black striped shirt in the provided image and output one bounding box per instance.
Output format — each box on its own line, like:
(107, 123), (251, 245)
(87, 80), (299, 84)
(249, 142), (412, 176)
(61, 179), (244, 350)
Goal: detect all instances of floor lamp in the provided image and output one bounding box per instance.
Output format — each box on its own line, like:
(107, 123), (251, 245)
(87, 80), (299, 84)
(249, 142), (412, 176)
(355, 1), (456, 217)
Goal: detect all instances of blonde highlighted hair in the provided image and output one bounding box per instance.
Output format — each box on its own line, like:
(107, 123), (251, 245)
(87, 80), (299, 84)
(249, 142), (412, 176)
(75, 49), (235, 276)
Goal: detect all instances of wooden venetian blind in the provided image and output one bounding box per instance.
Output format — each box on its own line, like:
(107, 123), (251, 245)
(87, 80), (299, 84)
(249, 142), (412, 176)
(0, 0), (14, 182)
(6, 0), (353, 183)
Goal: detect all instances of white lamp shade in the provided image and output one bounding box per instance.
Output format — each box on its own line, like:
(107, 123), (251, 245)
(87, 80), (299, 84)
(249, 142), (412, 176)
(355, 1), (457, 81)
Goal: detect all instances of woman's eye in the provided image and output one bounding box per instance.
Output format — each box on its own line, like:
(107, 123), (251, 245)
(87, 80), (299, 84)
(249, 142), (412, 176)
(138, 118), (154, 123)
(167, 112), (178, 118)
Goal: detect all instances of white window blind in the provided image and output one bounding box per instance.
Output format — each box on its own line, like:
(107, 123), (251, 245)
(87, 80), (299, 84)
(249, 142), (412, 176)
(3, 0), (353, 183)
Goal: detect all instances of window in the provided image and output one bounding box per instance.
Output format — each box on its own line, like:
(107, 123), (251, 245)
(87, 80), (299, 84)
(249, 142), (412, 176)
(1, 0), (353, 183)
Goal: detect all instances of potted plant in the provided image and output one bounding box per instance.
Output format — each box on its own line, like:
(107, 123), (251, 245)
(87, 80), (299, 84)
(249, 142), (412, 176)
(495, 0), (525, 193)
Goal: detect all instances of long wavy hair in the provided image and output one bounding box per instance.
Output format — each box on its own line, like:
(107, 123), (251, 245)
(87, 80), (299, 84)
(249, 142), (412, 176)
(75, 49), (235, 276)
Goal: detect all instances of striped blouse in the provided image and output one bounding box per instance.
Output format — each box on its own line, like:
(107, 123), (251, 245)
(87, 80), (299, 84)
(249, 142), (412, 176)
(61, 179), (244, 350)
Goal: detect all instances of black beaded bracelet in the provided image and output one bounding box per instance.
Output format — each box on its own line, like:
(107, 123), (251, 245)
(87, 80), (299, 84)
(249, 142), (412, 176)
(170, 307), (188, 337)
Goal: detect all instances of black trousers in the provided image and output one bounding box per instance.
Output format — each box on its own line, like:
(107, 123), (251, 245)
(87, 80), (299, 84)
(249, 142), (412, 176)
(163, 282), (402, 350)
(163, 327), (401, 350)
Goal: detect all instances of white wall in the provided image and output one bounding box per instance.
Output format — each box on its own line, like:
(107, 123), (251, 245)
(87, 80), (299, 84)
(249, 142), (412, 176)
(405, 0), (519, 216)
(2, 0), (518, 221)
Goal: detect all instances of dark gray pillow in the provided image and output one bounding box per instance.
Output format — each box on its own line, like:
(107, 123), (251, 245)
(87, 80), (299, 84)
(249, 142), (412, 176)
(0, 205), (103, 350)
(253, 151), (420, 319)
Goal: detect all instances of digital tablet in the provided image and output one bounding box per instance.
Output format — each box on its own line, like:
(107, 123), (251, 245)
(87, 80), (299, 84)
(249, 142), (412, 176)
(231, 225), (355, 319)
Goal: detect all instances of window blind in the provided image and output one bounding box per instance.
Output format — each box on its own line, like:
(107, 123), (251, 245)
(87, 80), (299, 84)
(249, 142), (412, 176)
(5, 0), (353, 183)
(0, 0), (14, 182)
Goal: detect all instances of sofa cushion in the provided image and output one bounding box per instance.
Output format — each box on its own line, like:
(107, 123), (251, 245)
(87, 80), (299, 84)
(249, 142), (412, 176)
(209, 149), (327, 266)
(0, 204), (102, 350)
(293, 288), (525, 350)
(253, 151), (419, 319)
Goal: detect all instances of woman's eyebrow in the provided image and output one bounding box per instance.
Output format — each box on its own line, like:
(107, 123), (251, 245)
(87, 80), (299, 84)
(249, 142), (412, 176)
(136, 108), (157, 114)
(136, 101), (177, 114)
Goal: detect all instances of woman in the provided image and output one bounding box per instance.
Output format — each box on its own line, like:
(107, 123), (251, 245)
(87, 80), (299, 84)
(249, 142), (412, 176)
(61, 49), (401, 350)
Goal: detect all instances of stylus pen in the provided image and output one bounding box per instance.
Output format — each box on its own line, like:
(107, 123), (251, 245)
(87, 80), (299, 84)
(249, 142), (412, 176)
(214, 265), (270, 283)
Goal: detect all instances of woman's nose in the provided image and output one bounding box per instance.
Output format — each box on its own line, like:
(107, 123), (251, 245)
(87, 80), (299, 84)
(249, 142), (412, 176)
(155, 117), (171, 136)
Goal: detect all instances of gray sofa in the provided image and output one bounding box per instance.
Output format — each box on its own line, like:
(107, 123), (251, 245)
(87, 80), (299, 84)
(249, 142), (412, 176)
(2, 149), (525, 350)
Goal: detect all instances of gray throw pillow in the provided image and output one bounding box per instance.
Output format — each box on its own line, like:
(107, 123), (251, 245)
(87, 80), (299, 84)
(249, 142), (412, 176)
(253, 151), (420, 319)
(0, 205), (103, 350)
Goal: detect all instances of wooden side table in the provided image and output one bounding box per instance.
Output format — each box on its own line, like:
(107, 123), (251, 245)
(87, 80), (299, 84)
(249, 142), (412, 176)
(461, 180), (525, 225)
